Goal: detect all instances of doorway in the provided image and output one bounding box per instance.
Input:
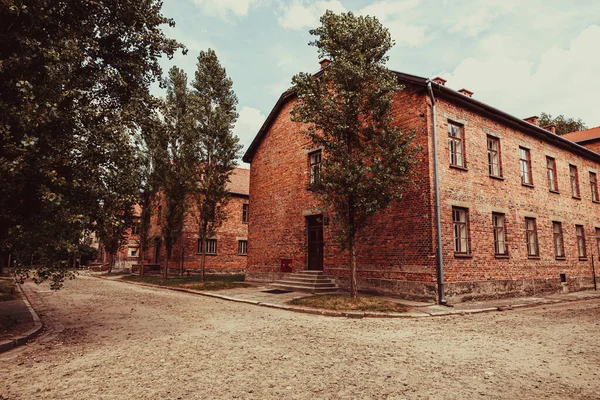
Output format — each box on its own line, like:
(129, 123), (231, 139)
(307, 215), (323, 271)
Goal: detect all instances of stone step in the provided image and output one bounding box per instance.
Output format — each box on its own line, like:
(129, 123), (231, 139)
(270, 283), (339, 294)
(274, 280), (338, 288)
(283, 276), (335, 284)
(296, 270), (326, 275)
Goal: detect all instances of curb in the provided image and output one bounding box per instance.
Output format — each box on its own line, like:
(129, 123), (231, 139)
(0, 281), (43, 354)
(94, 275), (600, 319)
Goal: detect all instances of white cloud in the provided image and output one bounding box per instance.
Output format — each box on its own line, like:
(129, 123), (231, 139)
(447, 0), (519, 37)
(278, 0), (346, 31)
(234, 106), (267, 156)
(439, 25), (600, 127)
(192, 0), (257, 19)
(357, 0), (426, 47)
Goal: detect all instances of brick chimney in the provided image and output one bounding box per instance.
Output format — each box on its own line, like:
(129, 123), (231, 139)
(319, 58), (331, 70)
(543, 124), (557, 134)
(458, 88), (473, 98)
(432, 76), (447, 86)
(524, 116), (539, 126)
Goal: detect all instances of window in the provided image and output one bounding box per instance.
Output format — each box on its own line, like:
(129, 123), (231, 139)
(590, 172), (599, 202)
(519, 147), (533, 185)
(238, 240), (248, 255)
(448, 122), (465, 167)
(157, 206), (162, 225)
(546, 157), (558, 192)
(576, 225), (587, 259)
(570, 165), (580, 198)
(487, 136), (502, 177)
(492, 213), (507, 256)
(595, 228), (600, 257)
(242, 204), (249, 224)
(198, 239), (217, 254)
(452, 207), (469, 254)
(525, 217), (539, 257)
(129, 249), (138, 258)
(131, 222), (140, 235)
(552, 222), (565, 259)
(309, 150), (322, 185)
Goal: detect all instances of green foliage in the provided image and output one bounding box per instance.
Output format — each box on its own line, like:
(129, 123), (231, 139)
(291, 11), (418, 298)
(0, 0), (183, 287)
(191, 49), (242, 279)
(156, 67), (198, 275)
(538, 112), (587, 136)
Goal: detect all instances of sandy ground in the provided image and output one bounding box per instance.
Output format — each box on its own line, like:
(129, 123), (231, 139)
(0, 275), (599, 400)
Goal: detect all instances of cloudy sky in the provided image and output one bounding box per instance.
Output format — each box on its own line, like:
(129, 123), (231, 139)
(154, 0), (600, 165)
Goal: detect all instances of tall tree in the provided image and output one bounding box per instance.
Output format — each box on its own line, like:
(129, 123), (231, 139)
(191, 49), (241, 282)
(538, 112), (587, 135)
(0, 0), (183, 286)
(135, 106), (165, 276)
(291, 11), (417, 300)
(157, 67), (197, 280)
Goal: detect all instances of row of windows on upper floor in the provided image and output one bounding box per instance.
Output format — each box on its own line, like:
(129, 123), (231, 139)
(452, 207), (598, 261)
(448, 121), (600, 202)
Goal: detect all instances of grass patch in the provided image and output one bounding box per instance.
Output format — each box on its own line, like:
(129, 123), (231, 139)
(290, 294), (409, 313)
(100, 271), (131, 276)
(0, 279), (16, 302)
(121, 274), (250, 291)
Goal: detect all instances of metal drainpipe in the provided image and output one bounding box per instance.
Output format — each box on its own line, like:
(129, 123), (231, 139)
(426, 80), (447, 305)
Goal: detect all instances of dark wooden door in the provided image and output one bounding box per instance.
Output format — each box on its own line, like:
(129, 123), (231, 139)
(307, 215), (323, 271)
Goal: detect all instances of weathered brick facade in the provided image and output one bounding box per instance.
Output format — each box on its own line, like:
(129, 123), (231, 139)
(243, 69), (600, 302)
(133, 168), (250, 274)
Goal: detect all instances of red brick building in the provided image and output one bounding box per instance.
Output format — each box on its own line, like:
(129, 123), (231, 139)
(563, 126), (600, 154)
(242, 65), (600, 302)
(134, 168), (250, 274)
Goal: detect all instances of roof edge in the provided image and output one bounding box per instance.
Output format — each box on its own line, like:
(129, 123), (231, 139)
(241, 69), (600, 164)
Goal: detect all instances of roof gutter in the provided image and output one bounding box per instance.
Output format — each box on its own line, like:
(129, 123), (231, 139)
(426, 80), (446, 306)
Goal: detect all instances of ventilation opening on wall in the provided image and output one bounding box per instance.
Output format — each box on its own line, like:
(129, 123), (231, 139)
(560, 273), (567, 283)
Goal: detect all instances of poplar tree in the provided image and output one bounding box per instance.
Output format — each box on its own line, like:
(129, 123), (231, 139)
(191, 49), (241, 282)
(158, 67), (197, 279)
(291, 11), (417, 300)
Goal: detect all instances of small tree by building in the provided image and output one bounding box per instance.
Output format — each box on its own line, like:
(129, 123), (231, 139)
(291, 11), (418, 300)
(191, 49), (241, 282)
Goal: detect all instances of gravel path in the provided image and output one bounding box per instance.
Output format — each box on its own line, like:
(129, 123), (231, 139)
(1, 275), (599, 399)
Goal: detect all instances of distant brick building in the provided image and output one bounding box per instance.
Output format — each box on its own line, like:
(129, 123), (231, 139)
(242, 64), (600, 302)
(133, 168), (249, 274)
(563, 126), (600, 154)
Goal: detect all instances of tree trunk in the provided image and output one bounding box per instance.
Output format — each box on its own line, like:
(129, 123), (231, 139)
(163, 252), (169, 280)
(180, 248), (184, 276)
(107, 253), (113, 274)
(139, 246), (145, 276)
(349, 233), (359, 300)
(201, 247), (206, 283)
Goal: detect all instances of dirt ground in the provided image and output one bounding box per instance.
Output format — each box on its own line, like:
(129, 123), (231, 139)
(0, 275), (599, 400)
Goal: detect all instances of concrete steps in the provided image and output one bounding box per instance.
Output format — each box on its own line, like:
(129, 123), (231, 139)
(270, 271), (339, 294)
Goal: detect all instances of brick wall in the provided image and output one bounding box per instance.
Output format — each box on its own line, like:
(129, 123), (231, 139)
(578, 139), (600, 154)
(246, 79), (600, 302)
(143, 194), (249, 274)
(432, 96), (598, 300)
(246, 84), (439, 299)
